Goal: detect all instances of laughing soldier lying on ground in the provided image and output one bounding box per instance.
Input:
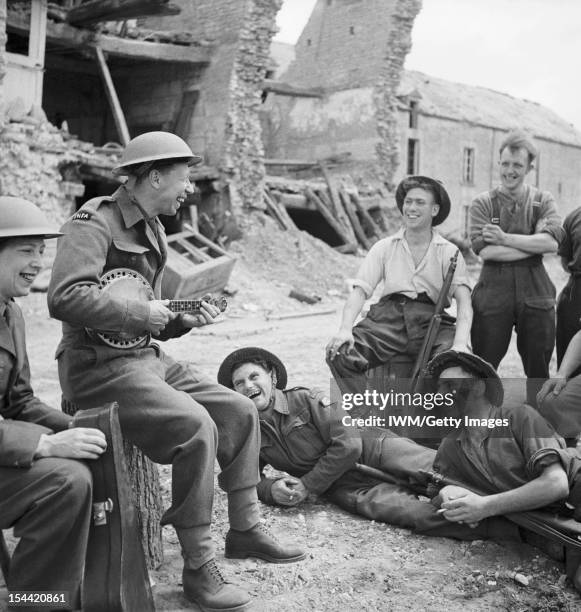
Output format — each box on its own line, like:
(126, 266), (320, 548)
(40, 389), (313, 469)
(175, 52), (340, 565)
(217, 347), (518, 541)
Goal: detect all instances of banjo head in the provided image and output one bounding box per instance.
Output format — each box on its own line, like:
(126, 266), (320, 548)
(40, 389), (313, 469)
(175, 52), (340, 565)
(99, 268), (155, 302)
(93, 268), (154, 348)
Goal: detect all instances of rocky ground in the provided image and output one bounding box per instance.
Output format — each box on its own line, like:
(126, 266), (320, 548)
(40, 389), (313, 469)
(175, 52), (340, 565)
(1, 225), (579, 612)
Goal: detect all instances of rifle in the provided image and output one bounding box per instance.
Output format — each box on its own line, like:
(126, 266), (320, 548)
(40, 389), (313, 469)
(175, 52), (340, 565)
(409, 251), (459, 394)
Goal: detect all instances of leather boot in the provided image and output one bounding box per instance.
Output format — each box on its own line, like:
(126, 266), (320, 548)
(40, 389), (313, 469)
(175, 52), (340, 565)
(225, 523), (306, 563)
(182, 559), (251, 612)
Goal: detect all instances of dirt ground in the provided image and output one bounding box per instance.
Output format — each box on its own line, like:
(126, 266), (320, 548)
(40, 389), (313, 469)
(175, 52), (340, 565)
(1, 226), (580, 612)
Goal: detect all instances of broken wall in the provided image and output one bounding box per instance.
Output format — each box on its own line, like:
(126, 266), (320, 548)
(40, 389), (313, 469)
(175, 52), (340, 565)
(284, 0), (399, 91)
(373, 0), (422, 184)
(265, 0), (422, 185)
(145, 0), (282, 217)
(221, 0), (282, 216)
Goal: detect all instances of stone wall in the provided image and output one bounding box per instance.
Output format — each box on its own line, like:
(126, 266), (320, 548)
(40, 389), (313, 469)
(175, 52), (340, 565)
(284, 0), (399, 91)
(0, 121), (84, 226)
(373, 0), (422, 185)
(144, 0), (282, 217)
(221, 0), (282, 215)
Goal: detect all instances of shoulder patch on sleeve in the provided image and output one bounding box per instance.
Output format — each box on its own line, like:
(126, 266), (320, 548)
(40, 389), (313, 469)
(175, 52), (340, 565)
(71, 211), (92, 222)
(310, 388), (333, 407)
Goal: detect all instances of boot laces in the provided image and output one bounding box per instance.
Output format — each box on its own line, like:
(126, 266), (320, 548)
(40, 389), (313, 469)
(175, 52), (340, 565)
(205, 559), (226, 585)
(257, 522), (280, 543)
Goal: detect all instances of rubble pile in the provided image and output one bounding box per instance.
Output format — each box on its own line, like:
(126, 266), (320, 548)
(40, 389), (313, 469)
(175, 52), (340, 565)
(0, 107), (120, 227)
(227, 213), (360, 315)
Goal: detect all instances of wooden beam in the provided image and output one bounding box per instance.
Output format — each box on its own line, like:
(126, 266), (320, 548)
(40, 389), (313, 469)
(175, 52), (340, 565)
(262, 79), (324, 98)
(264, 158), (318, 167)
(66, 0), (180, 26)
(95, 34), (213, 63)
(94, 47), (130, 146)
(7, 16), (213, 64)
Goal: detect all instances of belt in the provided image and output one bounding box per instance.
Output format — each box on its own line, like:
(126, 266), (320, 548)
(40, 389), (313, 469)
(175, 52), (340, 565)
(483, 255), (543, 268)
(385, 292), (434, 305)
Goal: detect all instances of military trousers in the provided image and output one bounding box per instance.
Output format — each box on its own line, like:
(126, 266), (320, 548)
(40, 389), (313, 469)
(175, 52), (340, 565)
(0, 458), (92, 610)
(58, 343), (260, 530)
(328, 295), (455, 398)
(326, 430), (520, 541)
(471, 259), (555, 407)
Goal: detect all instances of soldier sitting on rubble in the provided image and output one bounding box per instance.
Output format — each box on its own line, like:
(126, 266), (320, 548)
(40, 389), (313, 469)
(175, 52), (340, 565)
(0, 197), (107, 611)
(326, 175), (472, 400)
(217, 346), (518, 541)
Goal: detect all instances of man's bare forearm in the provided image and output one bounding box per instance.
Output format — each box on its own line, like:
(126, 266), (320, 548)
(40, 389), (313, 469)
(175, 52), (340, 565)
(479, 245), (532, 261)
(482, 464), (568, 517)
(501, 233), (558, 254)
(451, 285), (472, 348)
(338, 287), (367, 331)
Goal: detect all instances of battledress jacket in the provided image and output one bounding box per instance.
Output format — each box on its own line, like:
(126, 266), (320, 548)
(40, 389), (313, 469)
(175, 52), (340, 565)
(0, 301), (71, 468)
(256, 387), (433, 504)
(48, 185), (189, 357)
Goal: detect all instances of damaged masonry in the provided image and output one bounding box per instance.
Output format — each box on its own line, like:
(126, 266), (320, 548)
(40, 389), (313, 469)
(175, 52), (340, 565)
(2, 2), (581, 611)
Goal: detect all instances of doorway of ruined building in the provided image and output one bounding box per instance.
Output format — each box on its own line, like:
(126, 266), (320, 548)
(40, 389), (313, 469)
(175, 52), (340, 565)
(285, 208), (345, 247)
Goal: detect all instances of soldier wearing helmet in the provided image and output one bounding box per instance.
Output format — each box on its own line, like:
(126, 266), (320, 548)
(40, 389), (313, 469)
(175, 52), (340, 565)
(48, 132), (304, 611)
(0, 197), (106, 609)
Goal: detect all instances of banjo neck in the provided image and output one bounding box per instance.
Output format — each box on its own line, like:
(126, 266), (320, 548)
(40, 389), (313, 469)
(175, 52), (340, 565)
(168, 300), (205, 313)
(168, 297), (228, 314)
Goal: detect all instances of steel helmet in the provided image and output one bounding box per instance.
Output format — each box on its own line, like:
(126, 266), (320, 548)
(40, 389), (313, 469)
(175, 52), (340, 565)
(112, 131), (202, 176)
(0, 196), (62, 238)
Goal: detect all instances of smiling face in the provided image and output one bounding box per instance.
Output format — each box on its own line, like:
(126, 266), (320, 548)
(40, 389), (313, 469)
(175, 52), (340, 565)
(151, 162), (194, 216)
(499, 146), (532, 195)
(231, 361), (276, 412)
(0, 237), (45, 302)
(401, 187), (439, 229)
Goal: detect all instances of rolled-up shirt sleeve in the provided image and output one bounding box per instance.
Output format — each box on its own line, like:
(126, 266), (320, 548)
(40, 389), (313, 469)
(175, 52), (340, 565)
(536, 192), (565, 245)
(469, 195), (490, 256)
(352, 240), (388, 298)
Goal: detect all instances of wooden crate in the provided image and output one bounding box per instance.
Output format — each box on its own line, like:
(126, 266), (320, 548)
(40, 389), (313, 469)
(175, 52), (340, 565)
(161, 230), (236, 299)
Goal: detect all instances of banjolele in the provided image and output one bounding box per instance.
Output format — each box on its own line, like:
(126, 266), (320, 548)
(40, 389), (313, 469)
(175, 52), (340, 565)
(74, 403), (155, 612)
(86, 268), (228, 349)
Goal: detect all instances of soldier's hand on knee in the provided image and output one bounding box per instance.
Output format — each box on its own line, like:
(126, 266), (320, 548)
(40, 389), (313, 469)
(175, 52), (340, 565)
(537, 377), (567, 405)
(35, 428), (107, 460)
(147, 300), (175, 335)
(326, 329), (354, 361)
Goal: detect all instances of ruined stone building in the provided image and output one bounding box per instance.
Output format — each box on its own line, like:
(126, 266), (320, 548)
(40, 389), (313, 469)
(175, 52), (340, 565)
(0, 0), (283, 235)
(264, 0), (581, 234)
(2, 0), (577, 246)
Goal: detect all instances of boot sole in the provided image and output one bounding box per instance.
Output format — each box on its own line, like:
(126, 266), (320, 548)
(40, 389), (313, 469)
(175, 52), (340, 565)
(225, 550), (307, 564)
(183, 591), (251, 612)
